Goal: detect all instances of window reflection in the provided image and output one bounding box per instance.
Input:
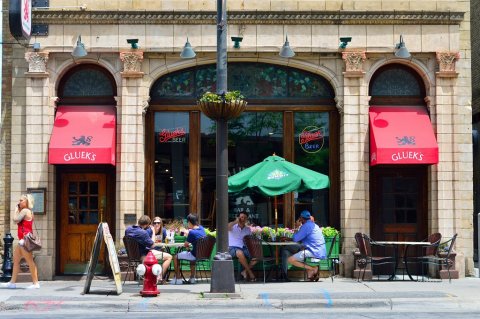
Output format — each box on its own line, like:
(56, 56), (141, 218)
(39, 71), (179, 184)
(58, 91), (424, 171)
(154, 112), (190, 220)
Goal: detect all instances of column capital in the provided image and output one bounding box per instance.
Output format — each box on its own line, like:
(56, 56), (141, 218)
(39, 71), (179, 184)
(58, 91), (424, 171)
(342, 50), (366, 77)
(24, 51), (49, 76)
(120, 51), (144, 78)
(436, 51), (460, 78)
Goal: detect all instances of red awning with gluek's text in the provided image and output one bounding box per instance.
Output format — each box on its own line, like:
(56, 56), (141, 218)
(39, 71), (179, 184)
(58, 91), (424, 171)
(369, 106), (438, 166)
(48, 105), (116, 165)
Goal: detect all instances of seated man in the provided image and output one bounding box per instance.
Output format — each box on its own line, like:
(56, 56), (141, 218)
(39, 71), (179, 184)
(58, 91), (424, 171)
(125, 215), (172, 283)
(228, 211), (257, 281)
(282, 210), (326, 281)
(170, 213), (206, 285)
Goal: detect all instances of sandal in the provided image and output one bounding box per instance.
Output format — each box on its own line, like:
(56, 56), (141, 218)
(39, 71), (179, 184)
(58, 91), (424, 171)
(308, 269), (319, 281)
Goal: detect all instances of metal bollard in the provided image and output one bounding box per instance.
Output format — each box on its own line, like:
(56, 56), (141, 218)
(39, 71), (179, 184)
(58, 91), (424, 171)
(0, 233), (14, 282)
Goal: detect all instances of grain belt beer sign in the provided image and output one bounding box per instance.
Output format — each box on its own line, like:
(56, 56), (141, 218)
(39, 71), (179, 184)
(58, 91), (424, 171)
(9, 0), (32, 41)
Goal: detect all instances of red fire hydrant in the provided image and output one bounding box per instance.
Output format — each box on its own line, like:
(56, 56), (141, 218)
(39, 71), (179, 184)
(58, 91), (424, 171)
(136, 251), (162, 297)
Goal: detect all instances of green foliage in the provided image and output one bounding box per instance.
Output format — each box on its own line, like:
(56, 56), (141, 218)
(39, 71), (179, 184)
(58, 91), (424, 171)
(205, 228), (216, 238)
(322, 226), (339, 237)
(199, 90), (245, 103)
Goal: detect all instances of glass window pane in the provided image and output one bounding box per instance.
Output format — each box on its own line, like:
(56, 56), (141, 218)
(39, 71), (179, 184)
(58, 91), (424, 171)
(79, 197), (88, 210)
(90, 196), (98, 209)
(90, 182), (98, 195)
(209, 112), (283, 226)
(294, 112), (330, 226)
(154, 112), (190, 220)
(89, 211), (99, 224)
(79, 211), (87, 224)
(79, 182), (88, 195)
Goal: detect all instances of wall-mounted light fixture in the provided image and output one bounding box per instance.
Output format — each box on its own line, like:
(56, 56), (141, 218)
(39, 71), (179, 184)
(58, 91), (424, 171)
(395, 35), (411, 59)
(339, 37), (352, 49)
(127, 39), (139, 49)
(32, 42), (41, 51)
(279, 35), (295, 58)
(180, 37), (196, 59)
(71, 35), (87, 58)
(231, 36), (243, 49)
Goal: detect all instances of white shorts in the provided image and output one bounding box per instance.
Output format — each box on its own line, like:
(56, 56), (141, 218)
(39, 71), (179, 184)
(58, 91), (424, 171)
(292, 249), (315, 262)
(177, 251), (196, 261)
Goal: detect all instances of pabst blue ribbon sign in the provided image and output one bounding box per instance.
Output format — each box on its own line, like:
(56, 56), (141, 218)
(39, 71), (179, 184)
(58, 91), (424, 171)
(299, 126), (324, 153)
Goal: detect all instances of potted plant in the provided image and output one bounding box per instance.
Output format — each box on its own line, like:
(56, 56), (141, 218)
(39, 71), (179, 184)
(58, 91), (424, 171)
(197, 90), (247, 120)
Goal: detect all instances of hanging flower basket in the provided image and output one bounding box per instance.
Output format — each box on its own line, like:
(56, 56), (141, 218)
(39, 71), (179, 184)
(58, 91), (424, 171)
(197, 91), (247, 120)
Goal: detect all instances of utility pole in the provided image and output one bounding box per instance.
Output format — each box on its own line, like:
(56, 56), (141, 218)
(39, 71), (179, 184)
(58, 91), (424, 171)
(210, 0), (235, 293)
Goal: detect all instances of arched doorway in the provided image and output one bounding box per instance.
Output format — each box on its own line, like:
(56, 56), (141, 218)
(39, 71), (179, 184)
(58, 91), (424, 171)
(53, 64), (117, 274)
(146, 63), (340, 230)
(368, 64), (432, 243)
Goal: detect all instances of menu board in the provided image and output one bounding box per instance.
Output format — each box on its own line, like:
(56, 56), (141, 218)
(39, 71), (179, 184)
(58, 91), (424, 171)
(83, 223), (122, 295)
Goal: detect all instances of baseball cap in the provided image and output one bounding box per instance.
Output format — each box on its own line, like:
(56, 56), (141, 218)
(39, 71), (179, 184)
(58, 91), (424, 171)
(300, 210), (311, 219)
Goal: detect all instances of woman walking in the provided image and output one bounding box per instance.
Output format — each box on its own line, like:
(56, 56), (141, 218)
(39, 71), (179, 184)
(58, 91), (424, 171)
(1, 194), (40, 289)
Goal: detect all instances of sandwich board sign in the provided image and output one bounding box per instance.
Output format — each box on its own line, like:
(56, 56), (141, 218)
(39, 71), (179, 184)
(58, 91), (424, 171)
(83, 223), (122, 295)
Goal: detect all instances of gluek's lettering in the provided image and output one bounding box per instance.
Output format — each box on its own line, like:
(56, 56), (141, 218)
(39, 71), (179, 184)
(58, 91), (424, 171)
(391, 151), (424, 162)
(63, 151), (97, 162)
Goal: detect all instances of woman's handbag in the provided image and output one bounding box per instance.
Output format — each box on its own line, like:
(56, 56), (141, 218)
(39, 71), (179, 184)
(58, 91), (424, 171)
(21, 216), (42, 252)
(23, 232), (42, 252)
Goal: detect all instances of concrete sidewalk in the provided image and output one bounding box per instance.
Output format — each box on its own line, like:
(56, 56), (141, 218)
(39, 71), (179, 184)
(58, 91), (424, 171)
(0, 276), (479, 314)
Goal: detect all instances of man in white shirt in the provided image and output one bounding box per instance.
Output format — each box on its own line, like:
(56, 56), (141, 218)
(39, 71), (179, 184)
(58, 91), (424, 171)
(228, 211), (257, 281)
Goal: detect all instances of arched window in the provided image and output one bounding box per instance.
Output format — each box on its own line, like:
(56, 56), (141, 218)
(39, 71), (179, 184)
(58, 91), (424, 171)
(58, 64), (116, 105)
(150, 63), (335, 105)
(369, 64), (426, 105)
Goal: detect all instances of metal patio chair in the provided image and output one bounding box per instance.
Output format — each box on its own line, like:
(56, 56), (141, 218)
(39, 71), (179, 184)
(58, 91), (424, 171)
(122, 236), (143, 284)
(354, 232), (396, 281)
(243, 235), (276, 283)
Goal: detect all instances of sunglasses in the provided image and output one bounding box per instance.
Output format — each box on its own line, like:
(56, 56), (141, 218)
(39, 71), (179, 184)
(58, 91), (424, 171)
(153, 222), (161, 225)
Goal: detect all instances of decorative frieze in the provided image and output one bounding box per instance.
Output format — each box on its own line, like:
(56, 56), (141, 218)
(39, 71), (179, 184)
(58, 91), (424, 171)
(436, 51), (460, 77)
(24, 52), (49, 75)
(33, 10), (464, 26)
(120, 51), (144, 78)
(342, 51), (366, 77)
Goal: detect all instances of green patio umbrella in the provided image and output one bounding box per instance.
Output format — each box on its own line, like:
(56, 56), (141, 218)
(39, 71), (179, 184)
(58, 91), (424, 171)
(228, 155), (330, 229)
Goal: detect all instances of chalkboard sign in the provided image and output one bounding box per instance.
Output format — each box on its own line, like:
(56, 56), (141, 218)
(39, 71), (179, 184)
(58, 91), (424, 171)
(83, 223), (122, 295)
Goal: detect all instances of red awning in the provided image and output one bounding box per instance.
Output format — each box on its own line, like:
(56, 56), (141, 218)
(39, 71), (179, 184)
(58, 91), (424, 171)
(49, 106), (116, 165)
(369, 106), (438, 166)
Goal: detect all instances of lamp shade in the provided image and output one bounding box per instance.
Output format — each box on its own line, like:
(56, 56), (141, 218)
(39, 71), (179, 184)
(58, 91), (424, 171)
(180, 38), (196, 59)
(279, 35), (295, 58)
(395, 35), (411, 59)
(71, 35), (87, 58)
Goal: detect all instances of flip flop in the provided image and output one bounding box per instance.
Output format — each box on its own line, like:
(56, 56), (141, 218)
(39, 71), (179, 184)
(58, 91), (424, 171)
(240, 270), (248, 281)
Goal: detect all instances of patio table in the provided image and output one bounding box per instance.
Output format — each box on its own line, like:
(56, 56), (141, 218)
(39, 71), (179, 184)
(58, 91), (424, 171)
(372, 241), (434, 281)
(262, 240), (302, 281)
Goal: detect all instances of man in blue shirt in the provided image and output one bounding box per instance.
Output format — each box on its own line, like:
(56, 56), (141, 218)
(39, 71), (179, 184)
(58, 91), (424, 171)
(170, 213), (206, 285)
(281, 210), (326, 281)
(125, 215), (172, 283)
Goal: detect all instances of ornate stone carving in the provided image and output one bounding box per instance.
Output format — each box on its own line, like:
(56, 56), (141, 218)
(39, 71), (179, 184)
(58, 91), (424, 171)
(25, 52), (49, 73)
(342, 51), (366, 77)
(33, 10), (464, 26)
(120, 51), (144, 77)
(142, 97), (151, 115)
(335, 97), (344, 114)
(436, 51), (460, 72)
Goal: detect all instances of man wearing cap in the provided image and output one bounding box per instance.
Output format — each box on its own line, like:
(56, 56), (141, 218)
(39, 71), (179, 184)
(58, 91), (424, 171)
(281, 210), (326, 281)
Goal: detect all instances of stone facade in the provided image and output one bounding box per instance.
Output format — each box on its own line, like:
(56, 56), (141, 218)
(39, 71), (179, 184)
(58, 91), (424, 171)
(0, 0), (473, 279)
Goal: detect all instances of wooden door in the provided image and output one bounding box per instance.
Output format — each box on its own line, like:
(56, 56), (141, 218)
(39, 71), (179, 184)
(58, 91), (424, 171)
(370, 166), (428, 274)
(60, 173), (106, 274)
